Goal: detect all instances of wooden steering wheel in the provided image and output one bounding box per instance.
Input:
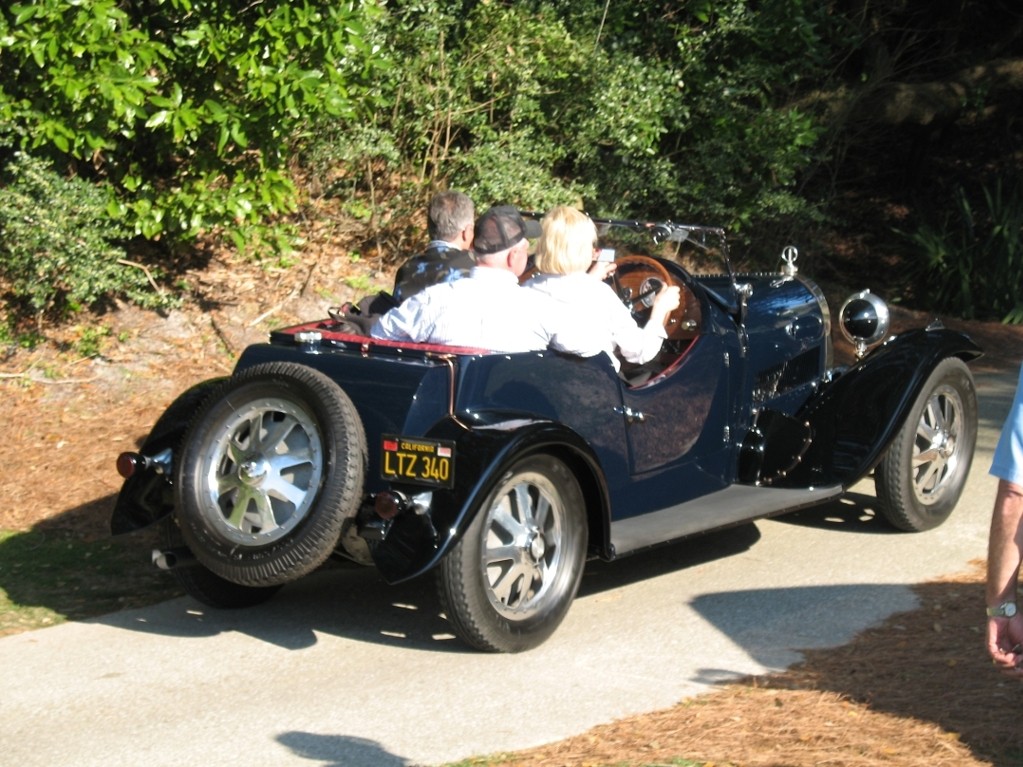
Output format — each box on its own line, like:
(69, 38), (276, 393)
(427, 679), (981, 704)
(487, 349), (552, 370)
(611, 255), (690, 340)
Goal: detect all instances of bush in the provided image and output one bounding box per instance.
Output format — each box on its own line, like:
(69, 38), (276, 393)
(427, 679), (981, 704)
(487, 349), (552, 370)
(0, 0), (389, 252)
(0, 154), (174, 327)
(302, 0), (833, 264)
(901, 177), (1023, 323)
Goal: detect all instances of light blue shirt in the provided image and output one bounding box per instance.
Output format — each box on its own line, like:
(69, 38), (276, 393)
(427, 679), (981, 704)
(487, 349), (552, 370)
(991, 362), (1023, 485)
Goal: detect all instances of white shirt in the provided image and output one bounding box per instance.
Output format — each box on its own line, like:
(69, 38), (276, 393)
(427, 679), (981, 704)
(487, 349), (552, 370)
(371, 266), (569, 353)
(525, 272), (666, 369)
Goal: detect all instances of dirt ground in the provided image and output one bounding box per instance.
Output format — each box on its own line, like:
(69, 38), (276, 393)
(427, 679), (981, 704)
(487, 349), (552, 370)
(2, 247), (1023, 765)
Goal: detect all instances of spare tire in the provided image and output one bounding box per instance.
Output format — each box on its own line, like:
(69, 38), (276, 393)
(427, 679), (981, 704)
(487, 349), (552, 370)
(158, 518), (283, 608)
(175, 361), (366, 586)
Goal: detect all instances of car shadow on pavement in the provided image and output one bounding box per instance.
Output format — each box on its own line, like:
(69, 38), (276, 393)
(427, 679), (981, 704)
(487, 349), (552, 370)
(578, 521), (763, 597)
(95, 522), (768, 654)
(771, 490), (896, 534)
(90, 493), (918, 654)
(95, 559), (464, 652)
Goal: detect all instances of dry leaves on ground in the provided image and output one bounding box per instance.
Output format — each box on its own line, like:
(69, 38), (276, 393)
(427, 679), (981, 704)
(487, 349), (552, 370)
(493, 566), (1023, 767)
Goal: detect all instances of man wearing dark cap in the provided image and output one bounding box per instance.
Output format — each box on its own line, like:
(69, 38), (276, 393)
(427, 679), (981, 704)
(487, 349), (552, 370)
(371, 205), (561, 352)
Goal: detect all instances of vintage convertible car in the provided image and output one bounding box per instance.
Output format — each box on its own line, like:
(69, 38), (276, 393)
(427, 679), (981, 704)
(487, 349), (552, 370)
(112, 217), (982, 653)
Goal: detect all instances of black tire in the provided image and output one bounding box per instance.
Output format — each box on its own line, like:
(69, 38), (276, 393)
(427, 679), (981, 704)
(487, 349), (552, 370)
(175, 361), (367, 587)
(874, 357), (977, 532)
(145, 378), (228, 449)
(111, 379), (226, 535)
(158, 519), (281, 608)
(436, 454), (588, 653)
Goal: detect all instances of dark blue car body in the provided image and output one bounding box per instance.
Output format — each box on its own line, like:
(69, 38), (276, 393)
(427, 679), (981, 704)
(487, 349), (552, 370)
(113, 225), (982, 651)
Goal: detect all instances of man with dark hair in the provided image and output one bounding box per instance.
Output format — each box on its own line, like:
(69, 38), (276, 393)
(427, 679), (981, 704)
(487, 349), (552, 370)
(335, 190), (476, 331)
(371, 205), (569, 352)
(392, 190), (476, 302)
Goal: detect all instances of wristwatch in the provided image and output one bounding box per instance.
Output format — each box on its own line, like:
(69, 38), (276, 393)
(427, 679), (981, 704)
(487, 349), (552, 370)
(986, 602), (1018, 618)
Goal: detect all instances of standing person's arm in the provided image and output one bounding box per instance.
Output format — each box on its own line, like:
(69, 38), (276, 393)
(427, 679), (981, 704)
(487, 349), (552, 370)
(986, 479), (1023, 676)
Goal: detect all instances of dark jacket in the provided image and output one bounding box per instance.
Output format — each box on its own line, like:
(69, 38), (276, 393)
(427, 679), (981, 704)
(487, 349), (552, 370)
(393, 243), (475, 303)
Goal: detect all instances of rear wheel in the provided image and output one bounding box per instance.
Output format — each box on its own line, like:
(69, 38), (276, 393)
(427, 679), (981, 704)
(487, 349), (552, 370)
(874, 357), (977, 531)
(175, 362), (366, 586)
(437, 454), (587, 652)
(158, 519), (282, 608)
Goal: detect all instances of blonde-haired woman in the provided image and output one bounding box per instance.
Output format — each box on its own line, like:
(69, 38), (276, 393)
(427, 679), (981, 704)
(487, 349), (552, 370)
(525, 205), (680, 370)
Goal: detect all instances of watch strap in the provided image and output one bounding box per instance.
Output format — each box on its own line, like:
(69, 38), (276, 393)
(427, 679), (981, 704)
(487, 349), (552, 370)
(986, 602), (1018, 618)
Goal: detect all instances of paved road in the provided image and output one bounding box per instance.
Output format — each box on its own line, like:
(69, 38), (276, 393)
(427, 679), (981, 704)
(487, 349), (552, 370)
(1, 366), (1017, 767)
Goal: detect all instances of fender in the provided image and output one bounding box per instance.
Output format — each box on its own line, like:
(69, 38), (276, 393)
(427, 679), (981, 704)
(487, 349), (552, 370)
(371, 417), (609, 583)
(110, 377), (226, 535)
(775, 327), (981, 489)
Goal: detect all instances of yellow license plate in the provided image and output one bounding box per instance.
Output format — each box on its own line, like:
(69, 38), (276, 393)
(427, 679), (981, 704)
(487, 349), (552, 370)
(380, 435), (455, 488)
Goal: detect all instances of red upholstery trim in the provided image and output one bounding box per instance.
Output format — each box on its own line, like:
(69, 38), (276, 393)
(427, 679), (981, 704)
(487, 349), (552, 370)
(281, 321), (493, 356)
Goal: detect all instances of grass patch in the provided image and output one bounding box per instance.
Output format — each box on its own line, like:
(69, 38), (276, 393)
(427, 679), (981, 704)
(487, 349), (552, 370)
(0, 528), (182, 636)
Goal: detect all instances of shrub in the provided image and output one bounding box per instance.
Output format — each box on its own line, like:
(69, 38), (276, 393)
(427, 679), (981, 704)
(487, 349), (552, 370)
(0, 153), (174, 327)
(0, 0), (389, 253)
(303, 0), (832, 264)
(901, 177), (1023, 323)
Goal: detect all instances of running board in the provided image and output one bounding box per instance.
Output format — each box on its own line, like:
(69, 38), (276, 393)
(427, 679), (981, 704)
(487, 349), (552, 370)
(610, 483), (844, 556)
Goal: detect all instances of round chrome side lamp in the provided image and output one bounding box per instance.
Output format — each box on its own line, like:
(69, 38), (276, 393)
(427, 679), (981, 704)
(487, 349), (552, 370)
(839, 289), (890, 358)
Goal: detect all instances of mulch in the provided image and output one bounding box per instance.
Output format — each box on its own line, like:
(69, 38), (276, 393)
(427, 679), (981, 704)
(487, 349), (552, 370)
(489, 565), (1023, 767)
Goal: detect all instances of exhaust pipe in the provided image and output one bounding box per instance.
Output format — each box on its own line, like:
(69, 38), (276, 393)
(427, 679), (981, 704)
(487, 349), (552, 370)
(151, 546), (196, 571)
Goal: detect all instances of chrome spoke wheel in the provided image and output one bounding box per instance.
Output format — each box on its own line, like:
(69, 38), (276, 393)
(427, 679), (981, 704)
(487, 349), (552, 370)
(481, 471), (565, 620)
(199, 397), (323, 546)
(437, 454), (587, 652)
(175, 361), (366, 587)
(910, 383), (964, 506)
(875, 358), (977, 532)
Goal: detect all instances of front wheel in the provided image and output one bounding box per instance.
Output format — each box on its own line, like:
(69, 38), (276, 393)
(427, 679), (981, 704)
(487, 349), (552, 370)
(874, 357), (977, 531)
(436, 454), (588, 653)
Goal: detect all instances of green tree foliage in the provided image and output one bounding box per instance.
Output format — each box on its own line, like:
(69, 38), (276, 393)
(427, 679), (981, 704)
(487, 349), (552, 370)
(307, 0), (833, 255)
(0, 153), (174, 326)
(664, 2), (830, 230)
(0, 0), (389, 249)
(3, 0), (1019, 327)
(902, 178), (1023, 324)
